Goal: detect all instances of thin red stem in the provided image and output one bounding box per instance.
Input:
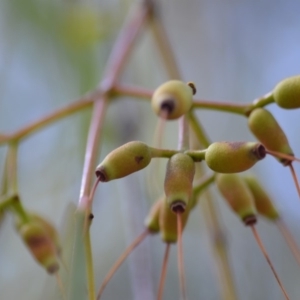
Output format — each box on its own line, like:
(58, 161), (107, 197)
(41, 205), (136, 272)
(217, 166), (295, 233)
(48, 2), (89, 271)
(96, 230), (149, 300)
(288, 164), (300, 200)
(177, 212), (187, 300)
(157, 243), (171, 300)
(79, 1), (152, 209)
(266, 150), (300, 163)
(277, 219), (300, 267)
(250, 225), (290, 300)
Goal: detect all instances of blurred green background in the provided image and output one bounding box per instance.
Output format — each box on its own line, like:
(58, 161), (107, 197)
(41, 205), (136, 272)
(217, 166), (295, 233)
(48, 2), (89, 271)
(1, 0), (300, 299)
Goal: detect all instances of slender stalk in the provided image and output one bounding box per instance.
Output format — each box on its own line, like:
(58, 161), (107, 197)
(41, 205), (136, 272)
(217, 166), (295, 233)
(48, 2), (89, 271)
(112, 85), (152, 100)
(0, 152), (8, 196)
(178, 115), (190, 151)
(78, 96), (108, 211)
(149, 14), (181, 79)
(288, 164), (300, 200)
(192, 99), (249, 116)
(85, 216), (96, 300)
(157, 243), (171, 300)
(55, 273), (66, 300)
(96, 230), (149, 300)
(6, 143), (30, 223)
(201, 195), (238, 300)
(277, 219), (300, 267)
(146, 116), (168, 197)
(76, 3), (154, 300)
(0, 194), (18, 211)
(149, 147), (179, 158)
(193, 173), (216, 199)
(7, 142), (19, 194)
(265, 150), (300, 163)
(0, 93), (96, 145)
(250, 225), (290, 300)
(252, 92), (274, 108)
(176, 212), (187, 300)
(184, 149), (206, 162)
(187, 111), (210, 148)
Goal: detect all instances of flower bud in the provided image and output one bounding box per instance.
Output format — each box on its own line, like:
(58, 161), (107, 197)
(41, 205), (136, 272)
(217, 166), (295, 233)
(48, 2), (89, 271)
(151, 80), (193, 120)
(95, 141), (152, 182)
(30, 214), (62, 256)
(243, 175), (280, 221)
(159, 197), (191, 243)
(164, 153), (195, 211)
(248, 108), (293, 165)
(216, 173), (257, 225)
(144, 199), (162, 233)
(17, 220), (59, 274)
(205, 142), (265, 173)
(273, 75), (300, 109)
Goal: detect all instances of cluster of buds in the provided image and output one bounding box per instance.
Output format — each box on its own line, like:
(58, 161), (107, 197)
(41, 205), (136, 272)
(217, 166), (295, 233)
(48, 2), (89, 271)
(93, 76), (300, 300)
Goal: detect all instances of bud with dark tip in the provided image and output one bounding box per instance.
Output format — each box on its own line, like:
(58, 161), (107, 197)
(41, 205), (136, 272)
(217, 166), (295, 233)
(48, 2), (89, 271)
(144, 198), (162, 233)
(205, 142), (265, 173)
(17, 220), (60, 274)
(216, 173), (257, 225)
(159, 197), (191, 243)
(244, 175), (280, 221)
(248, 108), (293, 165)
(151, 80), (194, 120)
(95, 141), (152, 182)
(30, 214), (62, 256)
(164, 153), (195, 211)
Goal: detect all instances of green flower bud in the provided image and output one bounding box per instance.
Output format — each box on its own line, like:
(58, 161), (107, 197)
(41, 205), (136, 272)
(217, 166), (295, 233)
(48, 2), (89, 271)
(17, 221), (59, 274)
(30, 214), (62, 256)
(95, 141), (152, 182)
(248, 108), (293, 165)
(273, 75), (300, 109)
(144, 199), (162, 233)
(244, 175), (280, 221)
(216, 173), (257, 225)
(164, 153), (195, 211)
(205, 142), (265, 173)
(151, 80), (194, 120)
(159, 197), (191, 243)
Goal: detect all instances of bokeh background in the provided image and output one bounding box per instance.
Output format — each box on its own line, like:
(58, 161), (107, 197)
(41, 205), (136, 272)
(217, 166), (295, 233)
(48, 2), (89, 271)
(0, 0), (300, 299)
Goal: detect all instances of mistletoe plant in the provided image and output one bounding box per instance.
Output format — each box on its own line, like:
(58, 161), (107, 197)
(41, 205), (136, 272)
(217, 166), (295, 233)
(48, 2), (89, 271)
(1, 1), (300, 300)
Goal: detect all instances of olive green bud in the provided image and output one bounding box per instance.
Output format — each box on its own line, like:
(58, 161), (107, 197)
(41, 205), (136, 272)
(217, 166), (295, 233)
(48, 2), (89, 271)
(205, 142), (266, 173)
(216, 173), (257, 225)
(244, 175), (280, 221)
(164, 153), (195, 212)
(151, 80), (194, 120)
(17, 221), (59, 274)
(144, 198), (162, 233)
(30, 214), (62, 256)
(159, 197), (191, 243)
(273, 75), (300, 109)
(95, 141), (152, 182)
(248, 108), (293, 165)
